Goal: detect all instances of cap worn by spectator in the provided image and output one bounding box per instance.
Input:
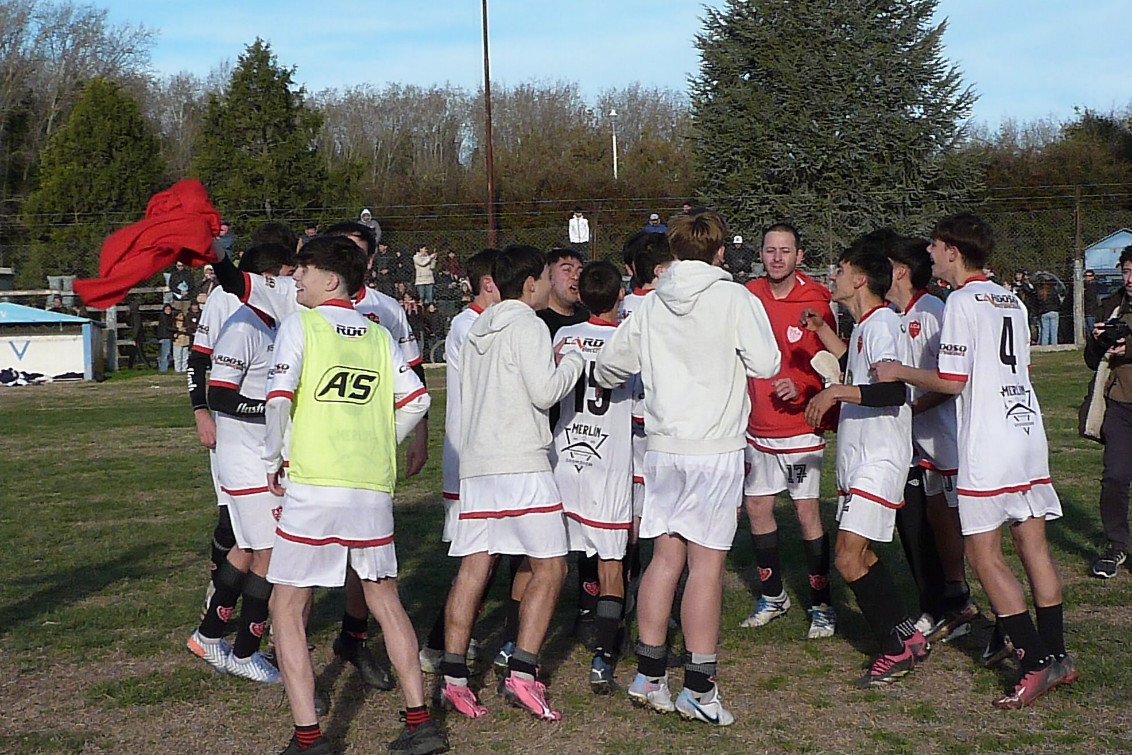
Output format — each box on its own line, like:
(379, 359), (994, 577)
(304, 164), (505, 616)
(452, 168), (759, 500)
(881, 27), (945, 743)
(733, 236), (743, 245)
(650, 213), (660, 221)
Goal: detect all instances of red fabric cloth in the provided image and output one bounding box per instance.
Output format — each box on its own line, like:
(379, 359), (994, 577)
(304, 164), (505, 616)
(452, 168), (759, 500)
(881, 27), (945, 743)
(73, 179), (221, 309)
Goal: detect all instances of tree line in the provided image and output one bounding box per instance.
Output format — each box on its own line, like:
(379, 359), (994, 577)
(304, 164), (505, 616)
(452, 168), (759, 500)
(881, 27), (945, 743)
(1, 0), (1130, 288)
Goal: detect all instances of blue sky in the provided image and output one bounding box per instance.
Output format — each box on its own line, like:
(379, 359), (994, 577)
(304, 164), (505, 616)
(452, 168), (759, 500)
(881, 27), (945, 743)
(107, 0), (1131, 128)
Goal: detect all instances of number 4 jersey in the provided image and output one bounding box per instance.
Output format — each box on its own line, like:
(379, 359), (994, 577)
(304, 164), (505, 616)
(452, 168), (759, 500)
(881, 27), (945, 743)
(551, 318), (634, 529)
(937, 277), (1057, 501)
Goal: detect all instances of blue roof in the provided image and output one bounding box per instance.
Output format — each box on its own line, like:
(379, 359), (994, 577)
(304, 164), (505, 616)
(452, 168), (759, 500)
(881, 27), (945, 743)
(0, 302), (96, 325)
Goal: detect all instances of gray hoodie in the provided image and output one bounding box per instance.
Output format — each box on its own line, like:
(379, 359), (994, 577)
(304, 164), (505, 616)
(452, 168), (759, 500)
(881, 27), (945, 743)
(595, 259), (781, 455)
(459, 299), (585, 478)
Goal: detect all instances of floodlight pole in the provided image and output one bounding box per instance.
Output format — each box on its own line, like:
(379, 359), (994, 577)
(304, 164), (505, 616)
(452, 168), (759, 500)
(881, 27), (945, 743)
(482, 0), (497, 247)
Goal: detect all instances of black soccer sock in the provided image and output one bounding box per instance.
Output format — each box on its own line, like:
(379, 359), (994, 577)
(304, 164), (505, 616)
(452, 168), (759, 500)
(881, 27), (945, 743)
(752, 530), (784, 597)
(508, 647), (539, 680)
(233, 572), (272, 659)
(294, 723), (322, 749)
(624, 541), (642, 584)
(943, 580), (971, 612)
(998, 611), (1051, 672)
(895, 469), (947, 617)
(846, 561), (907, 655)
(210, 507), (236, 583)
(594, 596), (625, 662)
(802, 534), (832, 607)
(199, 560), (245, 638)
(404, 704), (430, 731)
(684, 652), (717, 694)
(340, 610), (368, 642)
(577, 554), (600, 616)
(500, 555), (524, 646)
(426, 585), (452, 652)
(1035, 603), (1066, 658)
(439, 653), (469, 682)
(636, 641), (667, 679)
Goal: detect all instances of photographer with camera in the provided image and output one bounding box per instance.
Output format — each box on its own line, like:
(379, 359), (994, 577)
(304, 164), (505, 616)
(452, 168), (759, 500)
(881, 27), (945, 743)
(1085, 246), (1132, 578)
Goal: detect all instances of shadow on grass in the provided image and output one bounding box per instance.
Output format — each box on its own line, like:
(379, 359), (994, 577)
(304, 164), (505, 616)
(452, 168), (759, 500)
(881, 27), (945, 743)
(0, 544), (158, 634)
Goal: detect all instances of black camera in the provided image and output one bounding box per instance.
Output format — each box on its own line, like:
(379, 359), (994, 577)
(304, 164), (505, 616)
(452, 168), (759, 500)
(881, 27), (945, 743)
(1097, 317), (1132, 352)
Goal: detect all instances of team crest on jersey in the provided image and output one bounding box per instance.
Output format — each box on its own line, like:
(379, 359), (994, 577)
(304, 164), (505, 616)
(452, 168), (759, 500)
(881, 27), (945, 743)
(786, 325), (803, 344)
(1001, 384), (1036, 434)
(909, 320), (922, 339)
(364, 312), (381, 324)
(315, 366), (380, 404)
(562, 423), (608, 471)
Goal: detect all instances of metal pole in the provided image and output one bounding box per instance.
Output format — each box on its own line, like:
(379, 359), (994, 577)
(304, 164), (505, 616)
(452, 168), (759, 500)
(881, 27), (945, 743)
(482, 0), (497, 248)
(1074, 185), (1085, 345)
(610, 109), (618, 180)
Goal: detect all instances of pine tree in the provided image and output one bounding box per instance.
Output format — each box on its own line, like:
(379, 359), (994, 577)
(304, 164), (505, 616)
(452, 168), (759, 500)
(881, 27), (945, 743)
(192, 39), (326, 229)
(21, 78), (164, 286)
(691, 0), (981, 258)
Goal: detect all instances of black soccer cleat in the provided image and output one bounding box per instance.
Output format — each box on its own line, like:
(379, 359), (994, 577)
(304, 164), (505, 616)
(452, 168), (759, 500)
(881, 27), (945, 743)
(333, 634), (395, 690)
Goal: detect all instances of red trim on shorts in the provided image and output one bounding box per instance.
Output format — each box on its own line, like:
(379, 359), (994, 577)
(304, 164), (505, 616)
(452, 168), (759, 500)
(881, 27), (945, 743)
(395, 387), (428, 409)
(222, 485), (271, 496)
(748, 438), (825, 454)
(840, 487), (905, 509)
(443, 491), (460, 501)
(282, 460), (289, 468)
(633, 475), (644, 484)
(275, 529), (393, 547)
(565, 511), (631, 530)
(267, 389), (294, 401)
(459, 503), (563, 520)
(918, 459), (958, 475)
(408, 357), (424, 368)
(957, 477), (1052, 498)
(937, 371), (968, 383)
(208, 379), (239, 390)
(192, 344), (213, 355)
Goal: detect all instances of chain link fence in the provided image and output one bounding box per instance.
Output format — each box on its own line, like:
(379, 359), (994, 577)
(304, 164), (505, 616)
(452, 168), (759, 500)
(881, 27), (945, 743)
(3, 188), (1129, 367)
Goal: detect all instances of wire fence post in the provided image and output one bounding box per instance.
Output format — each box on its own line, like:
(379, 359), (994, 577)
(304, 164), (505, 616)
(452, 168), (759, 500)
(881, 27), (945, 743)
(1073, 185), (1085, 346)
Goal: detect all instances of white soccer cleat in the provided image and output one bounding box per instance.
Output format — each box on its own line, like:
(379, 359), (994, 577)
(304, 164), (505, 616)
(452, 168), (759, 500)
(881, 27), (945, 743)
(187, 630), (230, 674)
(226, 650), (281, 683)
(675, 686), (735, 726)
(628, 673), (676, 713)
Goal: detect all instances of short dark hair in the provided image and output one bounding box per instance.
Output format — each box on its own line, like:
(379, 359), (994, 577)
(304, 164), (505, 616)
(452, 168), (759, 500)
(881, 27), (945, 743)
(578, 260), (623, 315)
(324, 221), (377, 255)
(239, 243), (297, 276)
(465, 249), (500, 296)
(762, 222), (802, 249)
(546, 247), (583, 267)
(1120, 245), (1132, 267)
(885, 235), (933, 290)
(932, 212), (994, 269)
(622, 230), (675, 287)
(839, 231), (894, 299)
(493, 245), (546, 300)
(250, 222), (297, 251)
(667, 210), (727, 263)
(295, 236), (367, 296)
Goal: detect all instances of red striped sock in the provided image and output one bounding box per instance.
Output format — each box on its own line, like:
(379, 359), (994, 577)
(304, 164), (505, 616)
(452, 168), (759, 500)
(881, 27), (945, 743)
(405, 705), (430, 730)
(295, 723), (322, 749)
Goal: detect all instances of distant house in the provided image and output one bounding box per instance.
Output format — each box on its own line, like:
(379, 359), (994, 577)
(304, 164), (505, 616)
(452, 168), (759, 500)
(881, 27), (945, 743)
(1084, 229), (1132, 272)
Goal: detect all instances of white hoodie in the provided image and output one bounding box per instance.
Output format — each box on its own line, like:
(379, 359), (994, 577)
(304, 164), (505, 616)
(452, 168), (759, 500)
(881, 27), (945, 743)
(595, 259), (781, 455)
(459, 299), (586, 478)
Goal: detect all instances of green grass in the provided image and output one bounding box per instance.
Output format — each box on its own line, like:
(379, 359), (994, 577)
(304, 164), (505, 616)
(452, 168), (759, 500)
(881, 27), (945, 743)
(2, 353), (1132, 753)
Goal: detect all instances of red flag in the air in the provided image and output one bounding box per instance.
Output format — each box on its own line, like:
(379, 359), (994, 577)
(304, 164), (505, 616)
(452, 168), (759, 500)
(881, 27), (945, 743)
(73, 179), (221, 309)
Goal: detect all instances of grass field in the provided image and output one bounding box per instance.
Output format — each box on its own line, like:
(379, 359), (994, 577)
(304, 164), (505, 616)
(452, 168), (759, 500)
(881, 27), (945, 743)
(2, 351), (1131, 754)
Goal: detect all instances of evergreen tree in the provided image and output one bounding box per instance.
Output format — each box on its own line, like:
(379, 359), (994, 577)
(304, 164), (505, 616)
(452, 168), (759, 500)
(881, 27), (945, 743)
(192, 39), (326, 230)
(691, 0), (981, 259)
(21, 78), (164, 286)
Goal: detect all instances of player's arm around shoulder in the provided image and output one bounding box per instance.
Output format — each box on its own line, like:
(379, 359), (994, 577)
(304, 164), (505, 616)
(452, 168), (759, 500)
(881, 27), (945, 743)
(736, 290), (782, 379)
(594, 303), (641, 388)
(517, 315), (585, 410)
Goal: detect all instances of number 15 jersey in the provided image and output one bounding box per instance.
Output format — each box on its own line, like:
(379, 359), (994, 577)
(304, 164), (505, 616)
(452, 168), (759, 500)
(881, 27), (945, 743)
(937, 277), (1056, 499)
(551, 318), (634, 526)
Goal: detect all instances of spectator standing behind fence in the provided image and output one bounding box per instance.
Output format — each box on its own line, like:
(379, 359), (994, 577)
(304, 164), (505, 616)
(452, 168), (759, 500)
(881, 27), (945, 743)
(569, 207), (591, 257)
(1084, 249), (1132, 579)
(47, 294), (64, 312)
(1036, 279), (1063, 346)
(414, 245), (438, 304)
(157, 303), (175, 373)
(360, 208), (382, 244)
(1084, 269), (1102, 333)
(643, 213), (667, 234)
(199, 264), (219, 298)
(169, 261), (195, 313)
(173, 310), (191, 373)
